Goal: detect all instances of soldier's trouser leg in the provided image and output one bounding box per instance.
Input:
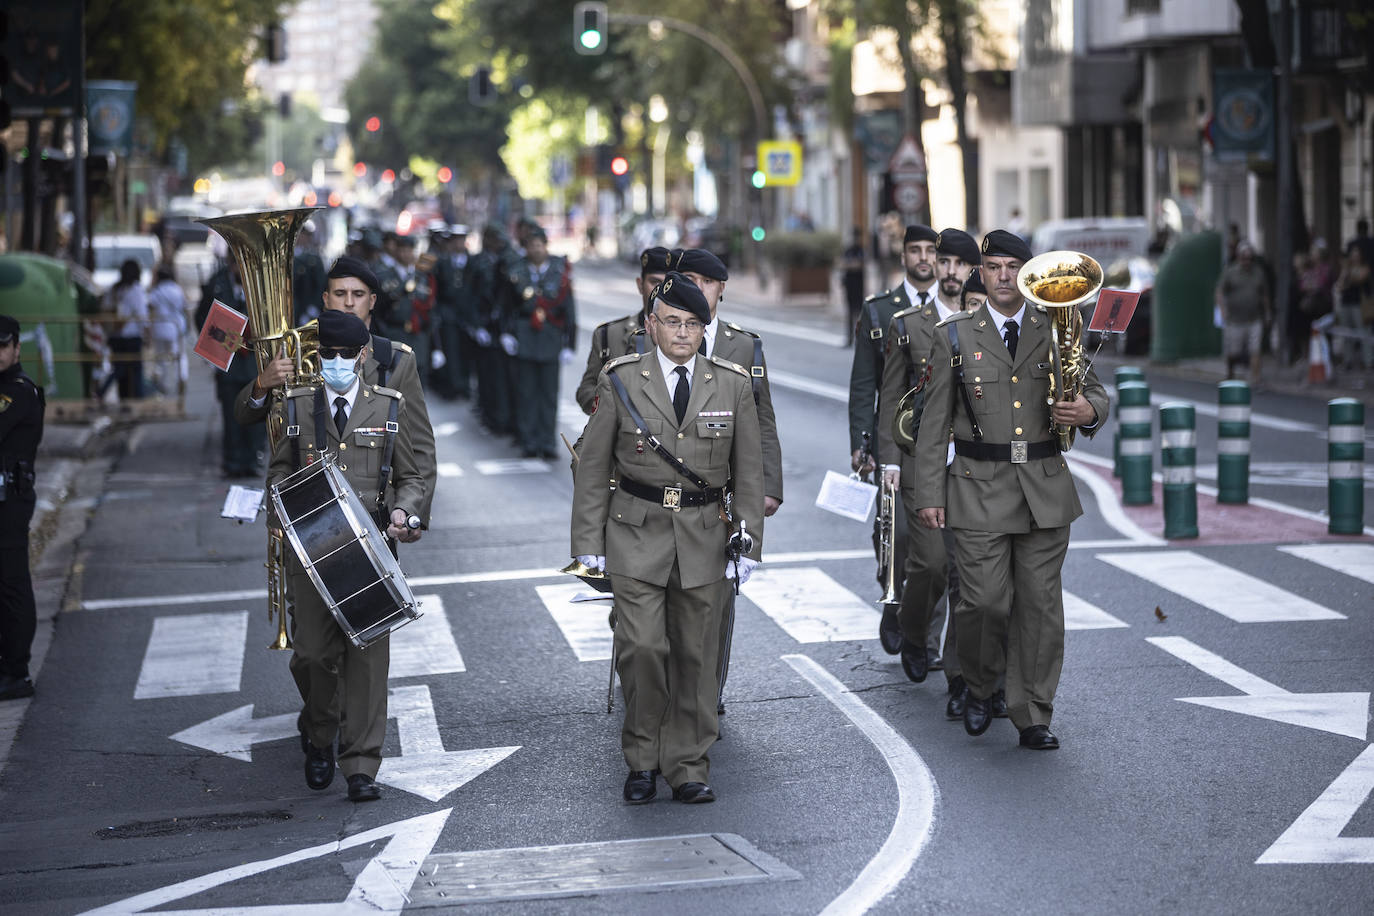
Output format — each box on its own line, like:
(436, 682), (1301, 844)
(610, 567), (720, 788)
(897, 485), (948, 646)
(940, 527), (962, 686)
(0, 498), (37, 679)
(289, 569), (390, 778)
(1005, 525), (1068, 730)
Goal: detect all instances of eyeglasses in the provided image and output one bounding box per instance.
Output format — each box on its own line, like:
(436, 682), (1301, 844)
(319, 346), (363, 360)
(653, 316), (704, 333)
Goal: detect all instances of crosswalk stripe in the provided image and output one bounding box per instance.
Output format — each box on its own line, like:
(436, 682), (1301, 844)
(1063, 592), (1129, 629)
(134, 611), (249, 699)
(475, 458), (551, 475)
(1096, 550), (1346, 622)
(437, 462), (464, 477)
(741, 567), (877, 642)
(535, 583), (614, 661)
(1278, 544), (1374, 586)
(390, 594), (465, 678)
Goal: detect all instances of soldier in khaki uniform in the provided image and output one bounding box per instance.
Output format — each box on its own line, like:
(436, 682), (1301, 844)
(575, 246), (671, 414)
(571, 272), (764, 805)
(849, 224), (938, 653)
(266, 311), (426, 801)
(914, 230), (1109, 751)
(877, 229), (980, 694)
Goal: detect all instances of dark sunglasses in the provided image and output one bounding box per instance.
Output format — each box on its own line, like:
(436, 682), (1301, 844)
(319, 346), (363, 360)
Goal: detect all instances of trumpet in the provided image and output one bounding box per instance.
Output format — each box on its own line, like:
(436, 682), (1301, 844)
(875, 473), (900, 611)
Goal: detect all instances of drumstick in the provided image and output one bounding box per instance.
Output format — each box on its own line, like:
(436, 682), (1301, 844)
(561, 433), (579, 464)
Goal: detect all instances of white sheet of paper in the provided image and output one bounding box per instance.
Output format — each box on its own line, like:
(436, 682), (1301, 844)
(221, 485), (264, 522)
(814, 470), (877, 523)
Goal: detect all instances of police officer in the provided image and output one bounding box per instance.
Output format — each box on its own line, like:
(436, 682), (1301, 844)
(508, 225), (576, 458)
(197, 260), (265, 477)
(914, 229), (1109, 750)
(877, 228), (979, 694)
(571, 273), (764, 804)
(470, 224), (520, 437)
(575, 246), (671, 414)
(267, 311), (427, 801)
(848, 224), (938, 652)
(432, 224), (476, 401)
(292, 221), (327, 325)
(0, 316), (43, 701)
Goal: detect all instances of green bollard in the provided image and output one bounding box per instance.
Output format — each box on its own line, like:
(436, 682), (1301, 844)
(1160, 403), (1198, 538)
(1117, 380), (1153, 504)
(1216, 381), (1250, 504)
(1328, 398), (1365, 535)
(1113, 366), (1146, 478)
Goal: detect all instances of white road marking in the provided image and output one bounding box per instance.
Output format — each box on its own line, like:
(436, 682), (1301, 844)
(474, 458), (551, 475)
(79, 808), (452, 915)
(169, 705), (297, 762)
(389, 594), (465, 678)
(1258, 744), (1374, 864)
(535, 582), (614, 661)
(1063, 592), (1128, 629)
(766, 368), (849, 402)
(1104, 384), (1318, 433)
(1195, 461), (1374, 488)
(433, 421), (462, 436)
(1147, 636), (1368, 740)
(1098, 550), (1346, 623)
(1279, 544), (1374, 585)
(783, 654), (937, 915)
(1066, 452), (1165, 546)
(578, 301), (849, 348)
(436, 462), (464, 477)
(134, 612), (249, 700)
(741, 568), (877, 642)
(377, 685), (520, 802)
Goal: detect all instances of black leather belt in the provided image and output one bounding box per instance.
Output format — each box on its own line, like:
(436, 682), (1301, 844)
(954, 438), (1059, 463)
(618, 475), (723, 510)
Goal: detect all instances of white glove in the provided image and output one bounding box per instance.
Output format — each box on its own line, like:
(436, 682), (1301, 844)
(559, 347), (575, 365)
(575, 554), (605, 573)
(726, 556), (759, 585)
(431, 349), (447, 371)
(500, 333), (518, 356)
(473, 327), (492, 347)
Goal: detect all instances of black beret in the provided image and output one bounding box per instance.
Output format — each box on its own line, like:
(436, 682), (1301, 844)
(526, 225), (548, 243)
(317, 309), (371, 349)
(670, 247), (728, 281)
(962, 268), (987, 298)
(328, 256), (379, 294)
(0, 314), (18, 344)
(393, 233), (417, 247)
(640, 246), (672, 275)
(651, 271), (710, 324)
(903, 224), (938, 245)
(936, 228), (981, 265)
(981, 229), (1033, 262)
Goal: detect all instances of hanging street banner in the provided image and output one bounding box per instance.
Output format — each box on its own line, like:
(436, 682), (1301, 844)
(1211, 69), (1274, 162)
(4, 0), (84, 117)
(87, 81), (138, 157)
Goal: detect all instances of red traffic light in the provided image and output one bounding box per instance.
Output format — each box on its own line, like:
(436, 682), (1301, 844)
(271, 160), (285, 177)
(365, 116), (381, 132)
(381, 168), (396, 183)
(353, 162), (367, 177)
(610, 156), (629, 176)
(437, 166), (453, 183)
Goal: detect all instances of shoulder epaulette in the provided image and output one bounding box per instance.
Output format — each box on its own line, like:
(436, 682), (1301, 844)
(725, 321), (761, 338)
(864, 288), (892, 302)
(604, 352), (645, 371)
(286, 385), (317, 398)
(394, 341), (414, 354)
(372, 384), (404, 400)
(892, 304), (918, 320)
(935, 310), (973, 327)
(708, 355), (750, 378)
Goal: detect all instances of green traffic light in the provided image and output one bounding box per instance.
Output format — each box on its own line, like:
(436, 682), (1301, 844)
(580, 30), (602, 50)
(751, 170), (766, 189)
(751, 227), (766, 242)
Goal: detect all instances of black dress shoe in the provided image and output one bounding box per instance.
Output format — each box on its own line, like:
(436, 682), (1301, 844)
(878, 605), (903, 655)
(347, 773), (382, 801)
(0, 674), (35, 701)
(1018, 725), (1060, 750)
(945, 676), (967, 720)
(991, 689), (1008, 718)
(900, 639), (928, 683)
(963, 693), (992, 736)
(672, 782), (716, 804)
(304, 743), (335, 791)
(623, 769), (658, 804)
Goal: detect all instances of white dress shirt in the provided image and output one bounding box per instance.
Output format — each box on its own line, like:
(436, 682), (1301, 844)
(902, 278), (935, 309)
(700, 316), (720, 357)
(656, 347), (694, 403)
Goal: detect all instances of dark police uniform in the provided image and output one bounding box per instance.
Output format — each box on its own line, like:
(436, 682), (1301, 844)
(0, 322), (43, 700)
(509, 251), (575, 457)
(432, 228), (476, 400)
(471, 228), (521, 435)
(197, 266), (265, 476)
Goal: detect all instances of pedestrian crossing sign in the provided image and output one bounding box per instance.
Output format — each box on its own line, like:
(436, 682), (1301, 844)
(757, 140), (803, 187)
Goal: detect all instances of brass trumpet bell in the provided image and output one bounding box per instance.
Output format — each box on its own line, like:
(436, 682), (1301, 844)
(560, 559), (614, 594)
(1016, 250), (1104, 310)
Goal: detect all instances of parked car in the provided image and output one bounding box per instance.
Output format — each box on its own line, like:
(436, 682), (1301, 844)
(158, 200), (222, 246)
(92, 234), (163, 294)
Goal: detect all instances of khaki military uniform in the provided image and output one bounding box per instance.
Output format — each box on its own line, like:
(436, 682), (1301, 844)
(914, 305), (1109, 731)
(267, 381), (426, 779)
(848, 286), (916, 455)
(571, 351), (764, 788)
(575, 313), (645, 414)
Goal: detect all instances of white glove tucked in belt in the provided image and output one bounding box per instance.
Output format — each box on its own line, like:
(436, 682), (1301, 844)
(726, 556), (759, 585)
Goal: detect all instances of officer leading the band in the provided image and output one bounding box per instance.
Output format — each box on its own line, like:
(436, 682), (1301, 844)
(0, 316), (44, 702)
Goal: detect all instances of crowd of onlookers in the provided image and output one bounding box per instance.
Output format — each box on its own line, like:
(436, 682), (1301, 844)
(93, 258), (190, 402)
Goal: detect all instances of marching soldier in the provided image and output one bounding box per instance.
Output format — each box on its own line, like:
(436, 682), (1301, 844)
(292, 220), (327, 325)
(575, 246), (672, 414)
(877, 229), (979, 696)
(432, 224), (476, 401)
(198, 259), (266, 477)
(385, 234), (435, 389)
(471, 224), (520, 437)
(266, 310), (426, 801)
(571, 272), (764, 804)
(848, 224), (938, 653)
(506, 225), (575, 458)
(670, 248), (781, 714)
(914, 230), (1108, 750)
(0, 316), (43, 701)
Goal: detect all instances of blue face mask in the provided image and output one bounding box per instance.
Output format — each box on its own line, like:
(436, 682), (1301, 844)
(321, 355), (358, 392)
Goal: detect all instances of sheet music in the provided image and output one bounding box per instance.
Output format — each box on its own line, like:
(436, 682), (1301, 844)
(815, 470), (878, 523)
(220, 485), (264, 522)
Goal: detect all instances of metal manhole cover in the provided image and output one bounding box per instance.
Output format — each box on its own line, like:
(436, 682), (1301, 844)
(96, 810), (293, 840)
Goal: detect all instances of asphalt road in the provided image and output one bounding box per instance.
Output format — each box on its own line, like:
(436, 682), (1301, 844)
(2, 259), (1372, 915)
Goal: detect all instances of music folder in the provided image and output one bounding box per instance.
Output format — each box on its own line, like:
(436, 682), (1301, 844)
(193, 300), (249, 371)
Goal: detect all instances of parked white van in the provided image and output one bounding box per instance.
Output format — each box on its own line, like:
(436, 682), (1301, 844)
(1030, 217), (1151, 269)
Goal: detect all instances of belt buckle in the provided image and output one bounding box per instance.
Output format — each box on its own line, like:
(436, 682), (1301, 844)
(663, 486), (683, 511)
(1010, 441), (1028, 464)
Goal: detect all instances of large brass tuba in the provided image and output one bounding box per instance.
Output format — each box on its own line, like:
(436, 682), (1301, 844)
(1016, 250), (1103, 451)
(199, 207), (323, 649)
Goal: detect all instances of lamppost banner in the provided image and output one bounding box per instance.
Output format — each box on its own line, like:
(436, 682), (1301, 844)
(1212, 69), (1274, 162)
(87, 81), (138, 157)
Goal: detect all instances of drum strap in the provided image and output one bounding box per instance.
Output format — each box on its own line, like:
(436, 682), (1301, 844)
(287, 396), (301, 470)
(375, 396), (400, 519)
(312, 388), (329, 454)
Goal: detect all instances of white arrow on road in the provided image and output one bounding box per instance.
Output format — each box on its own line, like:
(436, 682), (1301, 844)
(169, 705), (298, 761)
(377, 684), (520, 802)
(1147, 636), (1369, 740)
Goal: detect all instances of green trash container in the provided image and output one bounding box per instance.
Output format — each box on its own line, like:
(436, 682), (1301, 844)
(0, 253), (101, 401)
(1151, 231), (1223, 363)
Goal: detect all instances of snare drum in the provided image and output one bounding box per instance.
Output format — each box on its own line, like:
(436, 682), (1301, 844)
(271, 458), (420, 648)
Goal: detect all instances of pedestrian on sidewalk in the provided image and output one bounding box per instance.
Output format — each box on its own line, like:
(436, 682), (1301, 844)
(0, 315), (44, 701)
(841, 228), (866, 345)
(1334, 243), (1372, 370)
(147, 266), (188, 397)
(97, 259), (148, 402)
(1215, 240), (1271, 383)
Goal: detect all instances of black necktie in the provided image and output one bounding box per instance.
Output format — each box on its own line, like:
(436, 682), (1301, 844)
(1003, 319), (1019, 360)
(672, 366), (690, 423)
(333, 396), (348, 436)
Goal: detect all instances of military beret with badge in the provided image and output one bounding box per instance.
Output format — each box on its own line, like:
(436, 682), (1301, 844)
(936, 228), (981, 264)
(650, 271), (711, 324)
(980, 228), (1033, 262)
(903, 224), (938, 245)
